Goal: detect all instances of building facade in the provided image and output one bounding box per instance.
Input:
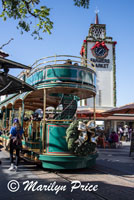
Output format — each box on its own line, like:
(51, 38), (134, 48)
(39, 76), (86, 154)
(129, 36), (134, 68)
(79, 13), (117, 111)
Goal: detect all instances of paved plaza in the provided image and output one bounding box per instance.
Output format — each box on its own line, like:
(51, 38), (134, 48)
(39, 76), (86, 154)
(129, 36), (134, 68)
(0, 142), (134, 200)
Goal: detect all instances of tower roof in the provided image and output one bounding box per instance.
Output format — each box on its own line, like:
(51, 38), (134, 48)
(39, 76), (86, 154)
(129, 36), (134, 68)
(95, 12), (99, 24)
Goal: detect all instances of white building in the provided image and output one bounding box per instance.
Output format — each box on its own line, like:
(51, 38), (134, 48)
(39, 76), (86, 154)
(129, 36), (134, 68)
(79, 13), (117, 111)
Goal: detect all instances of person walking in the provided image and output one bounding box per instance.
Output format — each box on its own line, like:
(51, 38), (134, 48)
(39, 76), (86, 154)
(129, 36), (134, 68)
(8, 118), (24, 171)
(118, 127), (123, 141)
(124, 125), (129, 141)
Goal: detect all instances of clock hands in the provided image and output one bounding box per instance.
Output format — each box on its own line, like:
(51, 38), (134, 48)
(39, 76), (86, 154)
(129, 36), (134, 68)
(98, 48), (103, 54)
(95, 47), (106, 56)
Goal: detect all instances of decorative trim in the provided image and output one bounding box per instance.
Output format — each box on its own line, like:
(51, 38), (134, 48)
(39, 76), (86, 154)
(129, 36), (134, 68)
(113, 42), (117, 106)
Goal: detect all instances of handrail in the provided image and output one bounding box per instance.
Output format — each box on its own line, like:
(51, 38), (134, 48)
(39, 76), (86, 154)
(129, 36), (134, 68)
(31, 55), (86, 68)
(18, 55), (96, 79)
(30, 55), (95, 69)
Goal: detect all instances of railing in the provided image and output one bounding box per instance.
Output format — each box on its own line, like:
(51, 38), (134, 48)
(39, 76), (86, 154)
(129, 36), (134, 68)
(18, 55), (95, 79)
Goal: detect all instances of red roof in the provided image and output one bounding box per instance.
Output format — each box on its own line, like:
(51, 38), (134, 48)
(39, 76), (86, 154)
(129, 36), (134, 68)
(102, 103), (134, 115)
(77, 104), (134, 120)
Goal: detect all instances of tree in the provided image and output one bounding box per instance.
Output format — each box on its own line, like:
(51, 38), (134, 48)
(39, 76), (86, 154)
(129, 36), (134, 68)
(0, 38), (14, 49)
(0, 0), (90, 40)
(73, 0), (90, 8)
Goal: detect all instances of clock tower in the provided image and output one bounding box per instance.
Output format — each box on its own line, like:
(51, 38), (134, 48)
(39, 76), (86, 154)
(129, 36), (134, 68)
(80, 12), (117, 111)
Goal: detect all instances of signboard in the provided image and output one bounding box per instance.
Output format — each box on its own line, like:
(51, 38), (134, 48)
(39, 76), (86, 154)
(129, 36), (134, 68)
(129, 132), (134, 156)
(90, 58), (110, 68)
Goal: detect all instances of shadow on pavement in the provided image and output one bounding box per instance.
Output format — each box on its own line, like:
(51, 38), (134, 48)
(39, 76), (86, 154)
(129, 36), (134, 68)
(0, 155), (134, 200)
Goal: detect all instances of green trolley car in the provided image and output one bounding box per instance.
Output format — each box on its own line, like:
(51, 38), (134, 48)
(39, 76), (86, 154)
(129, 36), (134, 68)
(0, 55), (98, 169)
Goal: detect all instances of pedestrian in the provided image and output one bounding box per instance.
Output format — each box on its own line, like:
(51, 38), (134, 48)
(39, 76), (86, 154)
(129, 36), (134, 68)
(124, 125), (128, 141)
(8, 118), (24, 171)
(108, 131), (118, 147)
(118, 127), (123, 141)
(128, 127), (132, 141)
(113, 131), (119, 143)
(97, 133), (106, 148)
(108, 132), (114, 145)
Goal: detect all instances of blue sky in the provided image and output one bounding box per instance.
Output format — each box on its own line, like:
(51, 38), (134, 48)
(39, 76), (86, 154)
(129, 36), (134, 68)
(0, 0), (134, 107)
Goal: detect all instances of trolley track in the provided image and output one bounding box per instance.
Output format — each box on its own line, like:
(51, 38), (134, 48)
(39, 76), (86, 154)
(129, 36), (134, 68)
(52, 165), (134, 185)
(53, 172), (110, 200)
(50, 170), (111, 200)
(48, 164), (134, 200)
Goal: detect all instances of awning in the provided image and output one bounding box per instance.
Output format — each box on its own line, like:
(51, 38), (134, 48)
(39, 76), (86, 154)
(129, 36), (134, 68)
(102, 103), (134, 115)
(0, 71), (35, 96)
(0, 57), (31, 70)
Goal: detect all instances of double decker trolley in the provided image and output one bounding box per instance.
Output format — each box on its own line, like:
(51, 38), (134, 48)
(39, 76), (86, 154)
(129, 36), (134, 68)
(0, 55), (98, 169)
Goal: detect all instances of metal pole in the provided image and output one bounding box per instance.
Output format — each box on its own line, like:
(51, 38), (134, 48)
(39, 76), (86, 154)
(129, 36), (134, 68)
(93, 95), (96, 127)
(42, 89), (46, 152)
(9, 110), (12, 129)
(12, 104), (14, 124)
(21, 100), (24, 127)
(4, 108), (7, 128)
(19, 107), (22, 123)
(2, 112), (5, 128)
(55, 54), (57, 64)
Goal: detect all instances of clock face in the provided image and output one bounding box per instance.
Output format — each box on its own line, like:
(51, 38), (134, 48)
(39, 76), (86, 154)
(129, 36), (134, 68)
(94, 47), (107, 57)
(91, 43), (109, 59)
